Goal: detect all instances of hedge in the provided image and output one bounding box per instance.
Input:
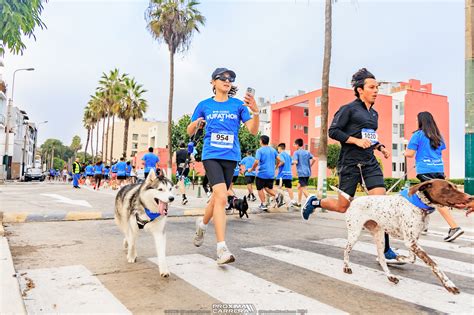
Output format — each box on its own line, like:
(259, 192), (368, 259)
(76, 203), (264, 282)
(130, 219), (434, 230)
(182, 176), (464, 192)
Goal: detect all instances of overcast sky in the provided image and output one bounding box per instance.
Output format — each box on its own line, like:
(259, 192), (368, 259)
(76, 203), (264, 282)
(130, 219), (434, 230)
(2, 0), (466, 177)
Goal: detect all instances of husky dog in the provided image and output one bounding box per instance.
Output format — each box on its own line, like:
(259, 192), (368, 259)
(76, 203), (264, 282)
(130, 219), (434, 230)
(114, 169), (175, 278)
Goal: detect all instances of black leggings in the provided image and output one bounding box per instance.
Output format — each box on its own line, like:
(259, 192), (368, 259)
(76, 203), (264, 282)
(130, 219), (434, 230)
(202, 159), (237, 190)
(384, 233), (390, 253)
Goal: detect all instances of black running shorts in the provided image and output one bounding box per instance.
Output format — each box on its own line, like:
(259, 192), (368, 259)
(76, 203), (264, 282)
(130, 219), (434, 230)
(275, 178), (292, 189)
(417, 172), (445, 183)
(256, 177), (274, 190)
(298, 177), (309, 187)
(338, 162), (384, 197)
(245, 176), (255, 184)
(203, 159), (237, 190)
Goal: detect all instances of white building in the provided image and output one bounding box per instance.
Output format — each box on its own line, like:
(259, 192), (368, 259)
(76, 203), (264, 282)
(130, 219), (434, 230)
(258, 97), (272, 136)
(148, 121), (168, 149)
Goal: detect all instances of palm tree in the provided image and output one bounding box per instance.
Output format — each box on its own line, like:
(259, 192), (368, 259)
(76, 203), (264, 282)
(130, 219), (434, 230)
(316, 0), (334, 195)
(89, 94), (104, 162)
(118, 77), (148, 158)
(82, 106), (94, 163)
(97, 69), (127, 163)
(146, 0), (205, 177)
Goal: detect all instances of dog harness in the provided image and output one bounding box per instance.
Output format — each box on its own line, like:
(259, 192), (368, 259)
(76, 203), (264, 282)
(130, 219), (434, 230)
(135, 208), (162, 229)
(400, 189), (435, 214)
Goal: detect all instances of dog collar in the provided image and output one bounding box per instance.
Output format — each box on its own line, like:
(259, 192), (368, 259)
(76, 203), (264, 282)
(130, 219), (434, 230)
(145, 207), (161, 221)
(400, 189), (435, 214)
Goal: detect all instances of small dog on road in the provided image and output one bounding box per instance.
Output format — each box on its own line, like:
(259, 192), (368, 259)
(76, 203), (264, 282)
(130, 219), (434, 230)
(343, 179), (472, 294)
(114, 169), (175, 278)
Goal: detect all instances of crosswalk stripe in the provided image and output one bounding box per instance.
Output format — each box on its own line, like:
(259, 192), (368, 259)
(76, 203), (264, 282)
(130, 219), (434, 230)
(425, 229), (474, 242)
(18, 265), (130, 314)
(312, 238), (474, 279)
(244, 245), (473, 314)
(417, 239), (474, 256)
(149, 254), (346, 314)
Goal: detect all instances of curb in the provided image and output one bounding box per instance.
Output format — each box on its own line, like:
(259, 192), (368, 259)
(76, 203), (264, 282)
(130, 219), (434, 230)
(0, 212), (27, 314)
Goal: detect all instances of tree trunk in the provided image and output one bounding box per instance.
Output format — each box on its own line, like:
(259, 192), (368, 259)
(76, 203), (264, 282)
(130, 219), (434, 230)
(84, 128), (90, 163)
(91, 125), (94, 162)
(110, 115), (115, 162)
(123, 118), (130, 159)
(317, 0), (332, 195)
(105, 111), (110, 163)
(167, 50), (175, 179)
(96, 122), (100, 163)
(101, 117), (106, 161)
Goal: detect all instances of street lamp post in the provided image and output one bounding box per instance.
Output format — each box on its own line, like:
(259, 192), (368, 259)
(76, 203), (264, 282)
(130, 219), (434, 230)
(3, 68), (35, 181)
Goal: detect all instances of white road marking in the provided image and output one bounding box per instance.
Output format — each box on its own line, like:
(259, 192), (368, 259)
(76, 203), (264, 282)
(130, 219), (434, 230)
(149, 254), (346, 314)
(312, 238), (474, 278)
(244, 245), (473, 314)
(41, 193), (92, 208)
(18, 265), (130, 314)
(417, 239), (474, 256)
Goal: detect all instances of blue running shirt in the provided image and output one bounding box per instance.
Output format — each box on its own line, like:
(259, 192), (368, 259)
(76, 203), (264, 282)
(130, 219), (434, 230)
(407, 130), (445, 174)
(191, 97), (252, 161)
(277, 151), (293, 180)
(116, 161), (127, 176)
(85, 165), (94, 176)
(93, 164), (104, 175)
(142, 153), (159, 173)
(293, 149), (313, 177)
(255, 146), (278, 179)
(240, 156), (256, 176)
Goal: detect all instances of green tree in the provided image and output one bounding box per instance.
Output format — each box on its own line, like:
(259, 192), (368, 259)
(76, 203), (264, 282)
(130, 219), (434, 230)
(70, 135), (82, 159)
(171, 114), (191, 152)
(0, 0), (47, 55)
(53, 157), (65, 170)
(239, 126), (260, 156)
(118, 77), (148, 158)
(146, 0), (205, 177)
(327, 143), (340, 175)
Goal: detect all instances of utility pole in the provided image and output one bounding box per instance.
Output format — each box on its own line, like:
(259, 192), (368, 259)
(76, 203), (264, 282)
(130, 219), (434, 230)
(466, 0), (474, 194)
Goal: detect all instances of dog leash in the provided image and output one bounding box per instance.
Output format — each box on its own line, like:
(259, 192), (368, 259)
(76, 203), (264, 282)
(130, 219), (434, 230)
(356, 163), (370, 195)
(386, 164), (416, 193)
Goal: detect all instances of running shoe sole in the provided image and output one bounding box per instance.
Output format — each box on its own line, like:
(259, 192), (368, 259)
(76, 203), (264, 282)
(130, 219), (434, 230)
(445, 229), (464, 242)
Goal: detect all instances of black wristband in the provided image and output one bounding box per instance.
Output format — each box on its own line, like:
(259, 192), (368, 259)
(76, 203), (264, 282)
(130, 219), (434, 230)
(377, 144), (386, 151)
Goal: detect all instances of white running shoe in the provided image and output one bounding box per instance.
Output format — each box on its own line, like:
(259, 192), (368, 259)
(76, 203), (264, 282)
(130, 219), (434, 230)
(216, 246), (235, 265)
(193, 218), (206, 247)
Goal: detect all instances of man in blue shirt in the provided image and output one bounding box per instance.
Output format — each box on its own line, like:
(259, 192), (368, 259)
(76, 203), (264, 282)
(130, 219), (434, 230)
(116, 157), (128, 187)
(142, 147), (160, 179)
(276, 143), (296, 207)
(250, 135), (284, 211)
(85, 161), (94, 186)
(293, 138), (315, 206)
(240, 150), (257, 201)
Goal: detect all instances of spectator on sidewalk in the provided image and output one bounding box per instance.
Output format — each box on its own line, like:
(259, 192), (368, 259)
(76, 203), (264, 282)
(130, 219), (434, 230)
(72, 158), (81, 189)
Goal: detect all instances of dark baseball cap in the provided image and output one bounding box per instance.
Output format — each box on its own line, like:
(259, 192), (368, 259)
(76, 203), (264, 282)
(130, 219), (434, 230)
(211, 67), (236, 80)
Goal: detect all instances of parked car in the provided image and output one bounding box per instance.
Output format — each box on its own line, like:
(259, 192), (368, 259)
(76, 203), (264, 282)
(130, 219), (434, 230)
(24, 168), (46, 182)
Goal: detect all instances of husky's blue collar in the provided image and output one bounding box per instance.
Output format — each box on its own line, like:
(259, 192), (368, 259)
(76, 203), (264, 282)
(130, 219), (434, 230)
(400, 189), (435, 214)
(136, 208), (162, 229)
(144, 207), (161, 220)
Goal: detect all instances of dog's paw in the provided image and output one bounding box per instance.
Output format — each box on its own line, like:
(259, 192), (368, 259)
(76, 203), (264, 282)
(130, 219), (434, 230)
(343, 267), (352, 274)
(445, 285), (460, 295)
(388, 275), (399, 284)
(127, 255), (137, 263)
(160, 271), (170, 278)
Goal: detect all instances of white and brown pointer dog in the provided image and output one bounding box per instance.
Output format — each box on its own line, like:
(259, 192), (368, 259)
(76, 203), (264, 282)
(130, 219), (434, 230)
(341, 179), (472, 294)
(114, 169), (175, 278)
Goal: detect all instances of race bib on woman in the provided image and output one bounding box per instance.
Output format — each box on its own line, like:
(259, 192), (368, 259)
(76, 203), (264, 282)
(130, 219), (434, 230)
(361, 128), (379, 144)
(210, 132), (234, 148)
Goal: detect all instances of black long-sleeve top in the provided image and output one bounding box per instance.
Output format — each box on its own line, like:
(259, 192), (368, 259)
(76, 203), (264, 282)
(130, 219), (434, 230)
(328, 98), (381, 166)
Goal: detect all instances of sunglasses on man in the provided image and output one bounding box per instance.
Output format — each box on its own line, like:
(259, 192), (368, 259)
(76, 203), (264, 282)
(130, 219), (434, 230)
(214, 75), (235, 83)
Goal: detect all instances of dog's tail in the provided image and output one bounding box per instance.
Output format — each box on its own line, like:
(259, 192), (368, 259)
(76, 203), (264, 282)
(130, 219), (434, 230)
(329, 185), (354, 201)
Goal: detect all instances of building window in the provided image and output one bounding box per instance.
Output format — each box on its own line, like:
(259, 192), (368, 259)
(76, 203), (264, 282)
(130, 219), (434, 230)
(400, 162), (405, 172)
(131, 151), (137, 157)
(304, 108), (309, 117)
(315, 116), (321, 128)
(392, 163), (396, 172)
(132, 143), (138, 149)
(294, 125), (297, 129)
(132, 134), (138, 141)
(316, 97), (321, 106)
(304, 144), (308, 150)
(393, 124), (398, 134)
(400, 101), (405, 115)
(399, 124), (404, 137)
(395, 104), (398, 110)
(304, 126), (308, 134)
(392, 144), (398, 157)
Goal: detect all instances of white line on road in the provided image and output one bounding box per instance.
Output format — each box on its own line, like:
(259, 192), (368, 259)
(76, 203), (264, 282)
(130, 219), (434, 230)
(40, 193), (92, 208)
(244, 245), (473, 314)
(425, 228), (474, 242)
(149, 254), (346, 314)
(417, 239), (474, 256)
(312, 238), (474, 279)
(18, 265), (130, 314)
